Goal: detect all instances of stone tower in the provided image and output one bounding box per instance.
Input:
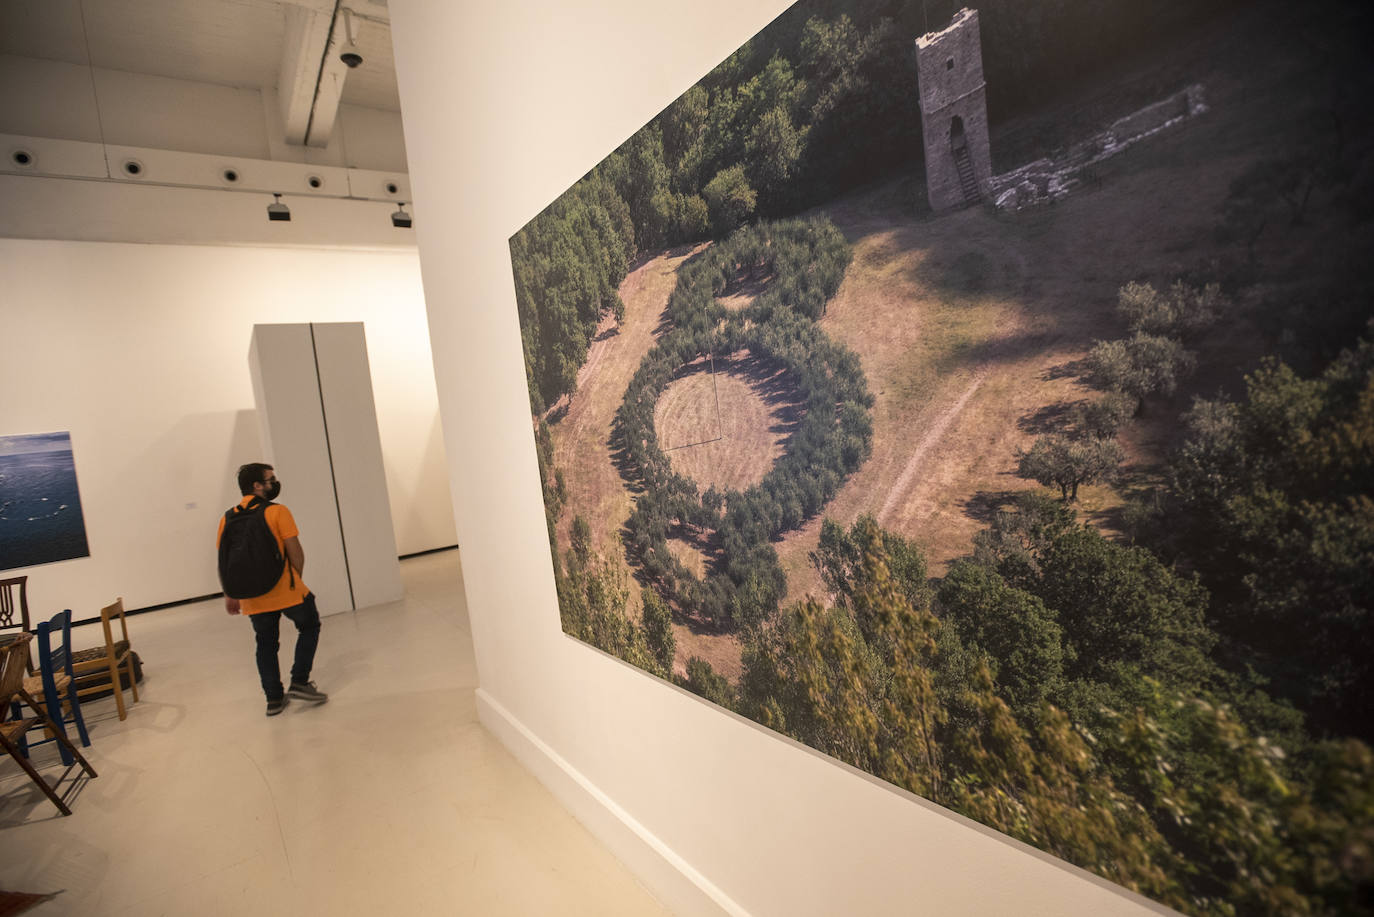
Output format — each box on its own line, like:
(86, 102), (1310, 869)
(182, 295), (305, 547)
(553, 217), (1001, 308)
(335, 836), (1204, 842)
(915, 9), (992, 212)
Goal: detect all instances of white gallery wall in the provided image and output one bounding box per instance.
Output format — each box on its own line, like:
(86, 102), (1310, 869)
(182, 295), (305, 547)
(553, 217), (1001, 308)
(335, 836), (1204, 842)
(392, 1), (1167, 916)
(0, 18), (452, 618)
(0, 233), (455, 618)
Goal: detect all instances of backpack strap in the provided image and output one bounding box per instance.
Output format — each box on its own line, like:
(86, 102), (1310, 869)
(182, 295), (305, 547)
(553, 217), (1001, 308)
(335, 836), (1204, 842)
(228, 496), (269, 517)
(252, 497), (294, 589)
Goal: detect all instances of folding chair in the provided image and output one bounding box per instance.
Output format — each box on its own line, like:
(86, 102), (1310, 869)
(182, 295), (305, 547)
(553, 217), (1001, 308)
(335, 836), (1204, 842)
(0, 634), (98, 816)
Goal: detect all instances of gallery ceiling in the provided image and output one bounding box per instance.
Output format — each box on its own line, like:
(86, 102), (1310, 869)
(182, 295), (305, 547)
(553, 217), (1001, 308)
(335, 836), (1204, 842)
(0, 0), (401, 113)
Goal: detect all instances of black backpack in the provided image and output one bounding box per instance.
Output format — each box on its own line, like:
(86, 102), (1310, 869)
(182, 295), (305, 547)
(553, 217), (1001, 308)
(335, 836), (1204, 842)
(218, 497), (292, 599)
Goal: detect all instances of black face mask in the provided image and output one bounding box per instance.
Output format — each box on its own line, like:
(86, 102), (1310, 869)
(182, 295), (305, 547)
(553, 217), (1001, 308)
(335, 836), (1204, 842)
(263, 480), (281, 501)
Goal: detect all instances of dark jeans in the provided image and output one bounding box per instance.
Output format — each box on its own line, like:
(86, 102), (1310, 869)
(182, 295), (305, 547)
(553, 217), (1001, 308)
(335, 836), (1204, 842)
(249, 593), (320, 701)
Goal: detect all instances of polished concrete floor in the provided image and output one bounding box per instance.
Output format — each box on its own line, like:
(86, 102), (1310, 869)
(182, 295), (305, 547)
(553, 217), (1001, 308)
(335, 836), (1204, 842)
(0, 551), (672, 916)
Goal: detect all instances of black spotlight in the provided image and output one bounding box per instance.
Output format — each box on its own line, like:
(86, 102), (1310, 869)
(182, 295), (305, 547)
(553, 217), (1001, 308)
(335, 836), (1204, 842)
(267, 193), (291, 222)
(391, 202), (412, 229)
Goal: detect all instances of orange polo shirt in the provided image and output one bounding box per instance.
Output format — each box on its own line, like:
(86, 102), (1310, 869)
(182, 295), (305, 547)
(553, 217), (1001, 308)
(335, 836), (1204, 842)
(216, 496), (311, 614)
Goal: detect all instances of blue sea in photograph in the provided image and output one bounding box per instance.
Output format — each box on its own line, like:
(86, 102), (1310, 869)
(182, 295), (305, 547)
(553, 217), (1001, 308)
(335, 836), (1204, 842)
(0, 432), (91, 570)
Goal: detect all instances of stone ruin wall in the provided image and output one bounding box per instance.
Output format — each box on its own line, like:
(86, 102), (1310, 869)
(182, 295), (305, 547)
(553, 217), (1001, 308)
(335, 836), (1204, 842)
(989, 84), (1209, 211)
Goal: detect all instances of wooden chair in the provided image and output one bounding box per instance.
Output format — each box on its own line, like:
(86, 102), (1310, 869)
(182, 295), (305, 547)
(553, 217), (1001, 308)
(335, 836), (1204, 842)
(15, 610), (92, 766)
(0, 576), (35, 676)
(72, 599), (139, 720)
(0, 576), (30, 635)
(0, 633), (98, 816)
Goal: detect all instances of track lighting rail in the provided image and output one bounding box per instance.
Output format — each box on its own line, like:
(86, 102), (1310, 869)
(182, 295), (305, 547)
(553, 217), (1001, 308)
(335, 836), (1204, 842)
(1, 132), (410, 204)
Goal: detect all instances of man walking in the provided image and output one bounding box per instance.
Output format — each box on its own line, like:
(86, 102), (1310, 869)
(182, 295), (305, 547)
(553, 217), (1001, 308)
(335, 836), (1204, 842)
(218, 462), (328, 716)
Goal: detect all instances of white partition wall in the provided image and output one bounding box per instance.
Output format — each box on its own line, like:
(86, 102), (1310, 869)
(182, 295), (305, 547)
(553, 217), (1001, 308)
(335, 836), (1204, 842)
(312, 323), (406, 609)
(248, 323), (351, 615)
(249, 322), (402, 616)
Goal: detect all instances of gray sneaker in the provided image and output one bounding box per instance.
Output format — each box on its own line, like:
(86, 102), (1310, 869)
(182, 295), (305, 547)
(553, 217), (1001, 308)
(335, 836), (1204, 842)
(288, 681), (328, 704)
(266, 697), (288, 716)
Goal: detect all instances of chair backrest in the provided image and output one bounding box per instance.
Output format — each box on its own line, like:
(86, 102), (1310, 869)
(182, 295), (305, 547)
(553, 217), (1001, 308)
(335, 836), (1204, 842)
(0, 576), (30, 634)
(0, 633), (32, 700)
(36, 610), (76, 701)
(100, 598), (128, 646)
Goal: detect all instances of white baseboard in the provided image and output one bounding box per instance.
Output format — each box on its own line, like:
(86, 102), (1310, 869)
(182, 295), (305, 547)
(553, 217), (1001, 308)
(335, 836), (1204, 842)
(475, 687), (748, 917)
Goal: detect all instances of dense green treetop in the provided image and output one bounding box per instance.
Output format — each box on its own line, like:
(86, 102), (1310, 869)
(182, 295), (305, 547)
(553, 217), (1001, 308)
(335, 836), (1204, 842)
(1159, 337), (1374, 740)
(738, 511), (1371, 915)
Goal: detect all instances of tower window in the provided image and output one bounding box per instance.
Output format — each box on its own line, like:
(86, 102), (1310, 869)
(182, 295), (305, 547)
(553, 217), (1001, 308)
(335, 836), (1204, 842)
(946, 58), (954, 70)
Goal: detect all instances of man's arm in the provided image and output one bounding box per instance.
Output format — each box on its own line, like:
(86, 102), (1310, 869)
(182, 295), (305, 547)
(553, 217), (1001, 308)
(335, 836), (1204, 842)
(284, 536), (305, 576)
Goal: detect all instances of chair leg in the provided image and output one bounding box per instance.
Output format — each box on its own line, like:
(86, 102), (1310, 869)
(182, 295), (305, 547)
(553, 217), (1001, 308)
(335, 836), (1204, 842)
(46, 725), (96, 780)
(125, 655), (139, 703)
(10, 698), (29, 758)
(107, 658), (127, 721)
(39, 691), (74, 767)
(17, 691), (97, 780)
(0, 732), (71, 816)
(63, 686), (91, 748)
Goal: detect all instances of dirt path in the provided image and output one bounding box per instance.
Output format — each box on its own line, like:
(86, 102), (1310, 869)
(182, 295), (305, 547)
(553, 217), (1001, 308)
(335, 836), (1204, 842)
(549, 246), (705, 552)
(769, 197), (1120, 603)
(877, 368), (989, 526)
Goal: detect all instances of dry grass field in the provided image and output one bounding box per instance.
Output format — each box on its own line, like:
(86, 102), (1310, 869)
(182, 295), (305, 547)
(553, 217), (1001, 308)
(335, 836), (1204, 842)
(656, 351), (803, 490)
(548, 243), (706, 557)
(544, 3), (1336, 679)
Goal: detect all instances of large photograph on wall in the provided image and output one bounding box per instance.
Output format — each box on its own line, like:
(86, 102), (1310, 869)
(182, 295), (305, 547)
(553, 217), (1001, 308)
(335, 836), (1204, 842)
(0, 431), (91, 570)
(509, 0), (1373, 911)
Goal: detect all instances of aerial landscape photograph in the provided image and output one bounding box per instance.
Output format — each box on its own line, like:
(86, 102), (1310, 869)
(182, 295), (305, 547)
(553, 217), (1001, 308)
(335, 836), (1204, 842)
(508, 0), (1374, 911)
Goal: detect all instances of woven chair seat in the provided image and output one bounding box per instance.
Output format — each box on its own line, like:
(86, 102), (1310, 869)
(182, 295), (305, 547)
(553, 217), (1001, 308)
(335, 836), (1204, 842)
(71, 641), (129, 665)
(22, 672), (71, 697)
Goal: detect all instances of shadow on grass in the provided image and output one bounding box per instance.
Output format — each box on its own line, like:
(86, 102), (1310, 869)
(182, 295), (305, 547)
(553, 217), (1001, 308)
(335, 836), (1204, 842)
(630, 241), (705, 274)
(1018, 400), (1077, 435)
(949, 329), (1061, 371)
(1086, 465), (1170, 544)
(1042, 357), (1091, 381)
(545, 400), (569, 424)
(962, 489), (1023, 525)
(606, 422), (647, 495)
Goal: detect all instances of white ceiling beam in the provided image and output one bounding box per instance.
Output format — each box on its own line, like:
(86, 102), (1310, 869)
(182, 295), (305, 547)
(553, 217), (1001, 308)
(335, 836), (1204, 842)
(278, 3), (338, 147)
(306, 19), (352, 148)
(280, 1), (394, 149)
(342, 1), (391, 23)
(279, 0), (390, 22)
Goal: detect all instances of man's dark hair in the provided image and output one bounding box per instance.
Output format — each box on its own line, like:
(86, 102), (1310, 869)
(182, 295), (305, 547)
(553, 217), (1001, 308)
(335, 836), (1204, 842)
(237, 463), (274, 496)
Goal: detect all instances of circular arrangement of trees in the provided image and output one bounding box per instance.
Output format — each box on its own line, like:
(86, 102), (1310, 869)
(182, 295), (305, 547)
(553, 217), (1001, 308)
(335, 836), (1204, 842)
(616, 218), (871, 629)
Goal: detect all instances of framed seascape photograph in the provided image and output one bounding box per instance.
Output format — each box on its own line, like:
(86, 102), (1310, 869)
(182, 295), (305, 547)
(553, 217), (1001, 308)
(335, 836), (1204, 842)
(0, 431), (92, 570)
(508, 1), (1374, 912)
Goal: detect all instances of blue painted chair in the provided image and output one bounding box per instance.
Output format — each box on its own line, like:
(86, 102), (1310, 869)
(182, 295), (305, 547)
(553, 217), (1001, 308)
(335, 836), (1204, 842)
(14, 609), (92, 766)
